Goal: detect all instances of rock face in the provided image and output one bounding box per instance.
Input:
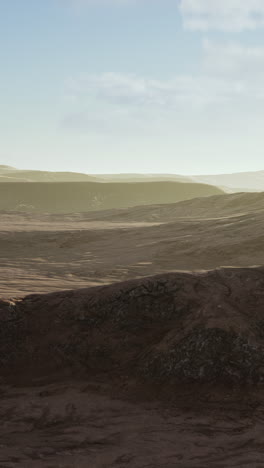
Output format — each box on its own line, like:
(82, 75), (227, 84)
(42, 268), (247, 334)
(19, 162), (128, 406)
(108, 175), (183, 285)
(1, 267), (264, 385)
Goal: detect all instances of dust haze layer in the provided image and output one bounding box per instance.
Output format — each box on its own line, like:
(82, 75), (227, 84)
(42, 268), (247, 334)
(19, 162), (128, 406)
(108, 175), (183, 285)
(192, 170), (264, 192)
(97, 170), (264, 192)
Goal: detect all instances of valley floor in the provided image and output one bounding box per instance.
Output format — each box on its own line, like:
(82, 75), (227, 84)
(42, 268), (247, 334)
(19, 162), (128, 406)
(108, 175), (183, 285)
(1, 194), (264, 298)
(1, 194), (264, 467)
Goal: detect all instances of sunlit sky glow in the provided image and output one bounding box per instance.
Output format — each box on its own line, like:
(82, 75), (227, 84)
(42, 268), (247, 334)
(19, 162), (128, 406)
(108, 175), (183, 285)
(1, 0), (264, 174)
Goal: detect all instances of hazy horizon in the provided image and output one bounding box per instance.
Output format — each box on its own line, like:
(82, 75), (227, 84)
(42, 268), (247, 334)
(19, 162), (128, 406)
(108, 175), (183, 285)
(2, 3), (264, 465)
(2, 163), (264, 177)
(1, 0), (264, 174)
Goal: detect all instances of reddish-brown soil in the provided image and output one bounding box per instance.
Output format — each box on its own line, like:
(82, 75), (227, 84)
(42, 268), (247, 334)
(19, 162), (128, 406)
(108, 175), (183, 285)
(1, 267), (264, 466)
(2, 267), (264, 385)
(1, 194), (264, 467)
(0, 381), (264, 468)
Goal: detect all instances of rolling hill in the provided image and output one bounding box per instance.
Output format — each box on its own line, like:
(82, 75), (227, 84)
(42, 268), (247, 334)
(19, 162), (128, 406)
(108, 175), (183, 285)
(97, 169), (264, 192)
(1, 266), (264, 385)
(94, 173), (192, 183)
(0, 180), (224, 213)
(85, 191), (264, 222)
(2, 165), (264, 192)
(1, 191), (264, 297)
(1, 267), (264, 467)
(0, 166), (100, 183)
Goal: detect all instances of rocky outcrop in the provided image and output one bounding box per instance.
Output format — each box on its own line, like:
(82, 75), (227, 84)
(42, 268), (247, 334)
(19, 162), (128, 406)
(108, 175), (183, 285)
(1, 266), (264, 385)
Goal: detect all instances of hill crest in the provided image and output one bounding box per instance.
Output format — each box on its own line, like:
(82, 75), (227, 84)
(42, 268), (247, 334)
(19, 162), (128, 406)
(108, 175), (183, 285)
(1, 267), (264, 386)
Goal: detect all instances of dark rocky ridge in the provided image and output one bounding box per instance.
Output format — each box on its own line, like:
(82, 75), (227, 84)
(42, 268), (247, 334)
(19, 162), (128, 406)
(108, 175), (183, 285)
(1, 266), (264, 386)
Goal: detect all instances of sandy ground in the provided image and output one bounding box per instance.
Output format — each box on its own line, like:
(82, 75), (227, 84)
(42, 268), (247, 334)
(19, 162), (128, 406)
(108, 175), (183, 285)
(0, 213), (162, 297)
(1, 382), (264, 468)
(1, 199), (264, 467)
(0, 205), (264, 298)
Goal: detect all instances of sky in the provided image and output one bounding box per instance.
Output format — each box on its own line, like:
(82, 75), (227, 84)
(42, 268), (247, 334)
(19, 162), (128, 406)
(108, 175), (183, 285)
(1, 0), (264, 174)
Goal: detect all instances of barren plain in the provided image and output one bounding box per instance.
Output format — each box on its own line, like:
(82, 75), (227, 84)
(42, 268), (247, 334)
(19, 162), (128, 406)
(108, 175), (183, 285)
(1, 189), (264, 467)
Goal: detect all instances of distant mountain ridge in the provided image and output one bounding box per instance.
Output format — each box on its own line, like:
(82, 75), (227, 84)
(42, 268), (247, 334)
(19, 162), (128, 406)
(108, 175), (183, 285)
(94, 173), (191, 183)
(98, 170), (264, 192)
(0, 165), (17, 172)
(1, 165), (264, 192)
(191, 170), (264, 192)
(0, 166), (100, 183)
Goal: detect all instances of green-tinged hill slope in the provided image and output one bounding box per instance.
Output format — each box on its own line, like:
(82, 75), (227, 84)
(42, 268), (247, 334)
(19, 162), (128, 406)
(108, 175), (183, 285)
(0, 181), (224, 213)
(0, 169), (100, 182)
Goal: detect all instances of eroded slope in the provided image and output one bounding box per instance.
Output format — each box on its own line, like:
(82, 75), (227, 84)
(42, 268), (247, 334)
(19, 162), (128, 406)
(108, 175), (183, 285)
(1, 267), (264, 385)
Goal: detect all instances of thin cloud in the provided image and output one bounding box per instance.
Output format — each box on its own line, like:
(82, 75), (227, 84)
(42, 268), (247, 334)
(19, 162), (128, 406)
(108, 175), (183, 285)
(203, 40), (264, 78)
(64, 0), (139, 6)
(66, 71), (250, 111)
(63, 38), (264, 135)
(180, 0), (264, 31)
